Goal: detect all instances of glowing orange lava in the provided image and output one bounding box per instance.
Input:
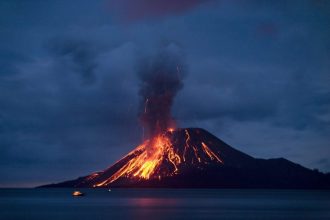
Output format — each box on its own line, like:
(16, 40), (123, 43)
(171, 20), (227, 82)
(92, 129), (224, 187)
(94, 134), (181, 187)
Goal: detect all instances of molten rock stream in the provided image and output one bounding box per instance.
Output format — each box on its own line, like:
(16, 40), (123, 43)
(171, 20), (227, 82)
(90, 129), (224, 187)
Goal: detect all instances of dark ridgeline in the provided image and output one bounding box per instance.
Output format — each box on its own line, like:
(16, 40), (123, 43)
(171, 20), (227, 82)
(41, 128), (330, 189)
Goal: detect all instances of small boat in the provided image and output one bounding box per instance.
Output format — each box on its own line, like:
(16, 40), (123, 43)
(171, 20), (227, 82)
(72, 191), (84, 197)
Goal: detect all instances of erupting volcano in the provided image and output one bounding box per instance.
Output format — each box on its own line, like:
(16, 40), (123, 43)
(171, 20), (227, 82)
(42, 45), (330, 189)
(77, 128), (228, 187)
(44, 127), (330, 188)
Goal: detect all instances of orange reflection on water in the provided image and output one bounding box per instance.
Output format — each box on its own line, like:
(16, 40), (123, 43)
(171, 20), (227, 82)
(130, 197), (179, 207)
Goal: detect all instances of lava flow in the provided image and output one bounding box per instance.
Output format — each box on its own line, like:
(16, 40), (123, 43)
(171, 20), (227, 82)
(86, 128), (224, 188)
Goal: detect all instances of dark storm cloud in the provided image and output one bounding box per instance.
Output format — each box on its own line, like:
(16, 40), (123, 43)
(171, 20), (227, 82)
(0, 37), (141, 186)
(46, 39), (98, 84)
(176, 60), (330, 132)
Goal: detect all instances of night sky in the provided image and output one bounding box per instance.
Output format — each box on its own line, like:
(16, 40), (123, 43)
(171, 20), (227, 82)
(1, 0), (330, 187)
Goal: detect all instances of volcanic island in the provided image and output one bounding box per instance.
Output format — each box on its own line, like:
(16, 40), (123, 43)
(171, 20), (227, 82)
(42, 47), (330, 189)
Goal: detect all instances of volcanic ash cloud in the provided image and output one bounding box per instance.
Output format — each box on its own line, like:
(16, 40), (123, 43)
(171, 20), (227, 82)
(137, 44), (187, 138)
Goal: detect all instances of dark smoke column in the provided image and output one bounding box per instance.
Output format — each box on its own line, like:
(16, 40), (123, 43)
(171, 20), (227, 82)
(138, 44), (186, 138)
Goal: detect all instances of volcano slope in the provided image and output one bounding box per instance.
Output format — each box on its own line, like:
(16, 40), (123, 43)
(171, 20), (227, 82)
(42, 128), (330, 189)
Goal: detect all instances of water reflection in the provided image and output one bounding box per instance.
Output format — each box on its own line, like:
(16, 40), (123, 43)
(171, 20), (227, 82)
(130, 197), (179, 207)
(1, 189), (330, 220)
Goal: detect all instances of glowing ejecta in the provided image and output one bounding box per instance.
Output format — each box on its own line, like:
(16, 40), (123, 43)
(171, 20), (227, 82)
(138, 44), (186, 138)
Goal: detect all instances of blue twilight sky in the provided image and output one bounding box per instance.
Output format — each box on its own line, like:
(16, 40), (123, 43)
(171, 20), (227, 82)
(0, 0), (329, 187)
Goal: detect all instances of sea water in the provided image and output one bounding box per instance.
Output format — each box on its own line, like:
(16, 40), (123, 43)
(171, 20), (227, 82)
(0, 188), (329, 220)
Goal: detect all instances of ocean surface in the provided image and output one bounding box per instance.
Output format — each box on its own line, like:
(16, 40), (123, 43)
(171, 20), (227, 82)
(0, 188), (329, 220)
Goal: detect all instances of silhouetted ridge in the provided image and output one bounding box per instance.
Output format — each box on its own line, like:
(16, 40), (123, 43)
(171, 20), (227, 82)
(41, 128), (330, 189)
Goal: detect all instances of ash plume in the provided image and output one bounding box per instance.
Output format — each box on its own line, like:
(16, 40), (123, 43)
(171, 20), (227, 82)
(137, 44), (187, 138)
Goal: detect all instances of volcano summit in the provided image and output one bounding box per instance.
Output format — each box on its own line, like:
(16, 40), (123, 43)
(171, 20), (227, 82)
(43, 128), (330, 189)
